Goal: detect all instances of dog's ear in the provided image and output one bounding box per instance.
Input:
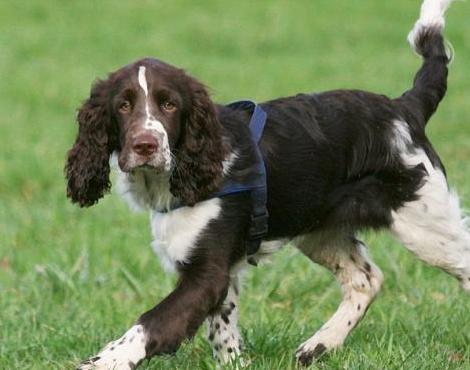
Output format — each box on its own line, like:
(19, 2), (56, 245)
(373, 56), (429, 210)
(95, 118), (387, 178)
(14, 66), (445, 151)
(65, 79), (117, 207)
(170, 77), (226, 205)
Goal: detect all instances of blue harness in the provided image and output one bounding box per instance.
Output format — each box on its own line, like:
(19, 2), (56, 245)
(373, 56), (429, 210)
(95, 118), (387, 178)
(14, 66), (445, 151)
(217, 100), (269, 265)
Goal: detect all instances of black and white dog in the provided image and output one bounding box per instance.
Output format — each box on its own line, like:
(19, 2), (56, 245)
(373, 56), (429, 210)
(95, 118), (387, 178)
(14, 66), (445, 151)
(66, 0), (469, 368)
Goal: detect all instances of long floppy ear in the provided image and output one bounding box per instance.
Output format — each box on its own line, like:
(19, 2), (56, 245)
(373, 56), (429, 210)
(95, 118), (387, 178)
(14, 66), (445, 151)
(65, 79), (116, 207)
(170, 77), (227, 205)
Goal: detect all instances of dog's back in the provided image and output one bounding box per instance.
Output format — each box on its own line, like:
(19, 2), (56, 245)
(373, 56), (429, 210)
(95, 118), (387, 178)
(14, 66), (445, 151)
(255, 0), (455, 237)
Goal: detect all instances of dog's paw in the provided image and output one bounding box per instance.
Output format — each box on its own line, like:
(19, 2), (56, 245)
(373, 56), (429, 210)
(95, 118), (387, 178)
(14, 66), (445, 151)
(295, 341), (328, 367)
(77, 325), (146, 370)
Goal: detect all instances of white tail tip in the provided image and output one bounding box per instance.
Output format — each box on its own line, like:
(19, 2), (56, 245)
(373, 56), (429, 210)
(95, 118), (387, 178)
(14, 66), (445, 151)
(408, 0), (456, 50)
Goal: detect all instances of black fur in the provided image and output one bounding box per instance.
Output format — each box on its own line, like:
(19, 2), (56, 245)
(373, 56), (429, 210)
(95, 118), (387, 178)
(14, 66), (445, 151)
(72, 21), (454, 369)
(136, 25), (451, 359)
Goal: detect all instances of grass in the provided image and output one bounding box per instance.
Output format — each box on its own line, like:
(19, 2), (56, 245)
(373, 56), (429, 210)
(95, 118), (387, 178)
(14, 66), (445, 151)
(1, 0), (469, 369)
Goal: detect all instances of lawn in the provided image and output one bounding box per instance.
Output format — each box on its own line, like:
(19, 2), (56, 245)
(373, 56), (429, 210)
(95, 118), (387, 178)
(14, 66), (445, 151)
(1, 0), (469, 369)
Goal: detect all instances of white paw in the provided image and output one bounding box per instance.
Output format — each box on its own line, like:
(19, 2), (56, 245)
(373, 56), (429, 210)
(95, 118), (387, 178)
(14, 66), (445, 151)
(77, 325), (147, 370)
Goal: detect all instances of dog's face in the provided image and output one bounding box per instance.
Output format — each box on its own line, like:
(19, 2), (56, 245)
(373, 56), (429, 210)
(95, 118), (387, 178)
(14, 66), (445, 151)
(113, 61), (184, 173)
(65, 58), (227, 207)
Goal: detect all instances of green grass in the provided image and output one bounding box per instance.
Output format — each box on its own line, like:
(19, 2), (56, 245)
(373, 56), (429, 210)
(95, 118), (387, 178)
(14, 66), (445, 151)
(1, 0), (469, 369)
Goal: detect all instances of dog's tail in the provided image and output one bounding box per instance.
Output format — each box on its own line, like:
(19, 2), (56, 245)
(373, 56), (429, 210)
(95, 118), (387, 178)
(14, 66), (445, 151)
(400, 0), (455, 125)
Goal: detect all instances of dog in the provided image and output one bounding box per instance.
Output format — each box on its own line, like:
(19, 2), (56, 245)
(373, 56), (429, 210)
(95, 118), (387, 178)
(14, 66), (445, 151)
(66, 0), (469, 368)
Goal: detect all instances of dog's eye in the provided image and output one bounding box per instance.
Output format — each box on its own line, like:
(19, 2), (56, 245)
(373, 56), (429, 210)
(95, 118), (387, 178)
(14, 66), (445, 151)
(119, 101), (131, 113)
(161, 101), (176, 112)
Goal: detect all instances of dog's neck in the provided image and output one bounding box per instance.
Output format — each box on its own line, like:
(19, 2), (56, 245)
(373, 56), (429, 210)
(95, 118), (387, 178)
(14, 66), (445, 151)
(114, 163), (174, 212)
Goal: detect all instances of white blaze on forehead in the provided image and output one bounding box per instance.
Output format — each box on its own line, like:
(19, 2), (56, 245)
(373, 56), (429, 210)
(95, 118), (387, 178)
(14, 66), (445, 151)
(137, 65), (162, 130)
(138, 66), (149, 96)
(136, 65), (172, 170)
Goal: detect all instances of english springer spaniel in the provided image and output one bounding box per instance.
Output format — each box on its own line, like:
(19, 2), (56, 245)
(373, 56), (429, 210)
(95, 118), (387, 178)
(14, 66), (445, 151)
(66, 1), (469, 369)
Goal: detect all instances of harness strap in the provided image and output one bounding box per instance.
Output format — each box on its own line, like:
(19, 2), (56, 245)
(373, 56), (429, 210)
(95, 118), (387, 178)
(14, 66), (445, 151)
(225, 100), (269, 265)
(163, 100), (269, 265)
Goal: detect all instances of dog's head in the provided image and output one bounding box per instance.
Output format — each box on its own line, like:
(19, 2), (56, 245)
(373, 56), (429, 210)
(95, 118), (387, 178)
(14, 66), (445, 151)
(66, 58), (226, 207)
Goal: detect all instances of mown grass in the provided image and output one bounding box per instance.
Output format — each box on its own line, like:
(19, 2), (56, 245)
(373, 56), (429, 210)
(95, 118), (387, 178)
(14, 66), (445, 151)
(1, 1), (469, 369)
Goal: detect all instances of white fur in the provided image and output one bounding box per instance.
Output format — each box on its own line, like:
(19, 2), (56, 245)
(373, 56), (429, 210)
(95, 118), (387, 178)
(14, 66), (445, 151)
(259, 239), (287, 254)
(137, 66), (171, 171)
(113, 157), (174, 212)
(408, 0), (456, 50)
(392, 120), (413, 153)
(391, 121), (470, 286)
(137, 66), (148, 96)
(78, 325), (147, 370)
(113, 151), (225, 273)
(295, 234), (383, 359)
(150, 198), (222, 271)
(222, 151), (239, 175)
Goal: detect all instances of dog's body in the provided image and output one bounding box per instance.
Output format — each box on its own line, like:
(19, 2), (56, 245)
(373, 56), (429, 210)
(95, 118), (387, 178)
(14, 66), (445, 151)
(67, 1), (470, 369)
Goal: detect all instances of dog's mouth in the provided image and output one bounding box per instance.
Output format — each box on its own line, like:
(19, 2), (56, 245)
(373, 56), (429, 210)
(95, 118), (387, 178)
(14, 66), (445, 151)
(118, 151), (171, 174)
(136, 163), (164, 172)
(123, 162), (168, 176)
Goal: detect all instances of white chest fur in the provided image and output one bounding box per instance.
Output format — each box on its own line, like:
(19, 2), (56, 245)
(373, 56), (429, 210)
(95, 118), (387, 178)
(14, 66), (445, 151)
(150, 198), (222, 271)
(113, 157), (222, 272)
(115, 162), (174, 212)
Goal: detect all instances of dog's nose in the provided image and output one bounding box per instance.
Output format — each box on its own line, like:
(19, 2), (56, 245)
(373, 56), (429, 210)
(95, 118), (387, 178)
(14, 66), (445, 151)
(133, 134), (158, 156)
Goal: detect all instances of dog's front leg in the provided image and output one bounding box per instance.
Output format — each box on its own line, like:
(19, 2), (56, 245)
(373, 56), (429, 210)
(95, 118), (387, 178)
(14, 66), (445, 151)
(77, 262), (230, 370)
(139, 263), (230, 359)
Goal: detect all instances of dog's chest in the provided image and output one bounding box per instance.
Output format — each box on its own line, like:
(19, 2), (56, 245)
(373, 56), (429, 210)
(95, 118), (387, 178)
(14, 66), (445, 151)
(149, 198), (221, 271)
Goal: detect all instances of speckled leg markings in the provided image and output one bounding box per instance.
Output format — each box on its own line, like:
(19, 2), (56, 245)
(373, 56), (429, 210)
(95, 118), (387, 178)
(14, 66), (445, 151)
(295, 234), (383, 366)
(206, 279), (243, 364)
(77, 325), (147, 370)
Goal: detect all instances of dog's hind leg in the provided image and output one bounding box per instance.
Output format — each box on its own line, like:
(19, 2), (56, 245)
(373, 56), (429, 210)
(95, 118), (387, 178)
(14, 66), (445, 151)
(391, 162), (470, 294)
(206, 276), (243, 364)
(294, 232), (383, 366)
